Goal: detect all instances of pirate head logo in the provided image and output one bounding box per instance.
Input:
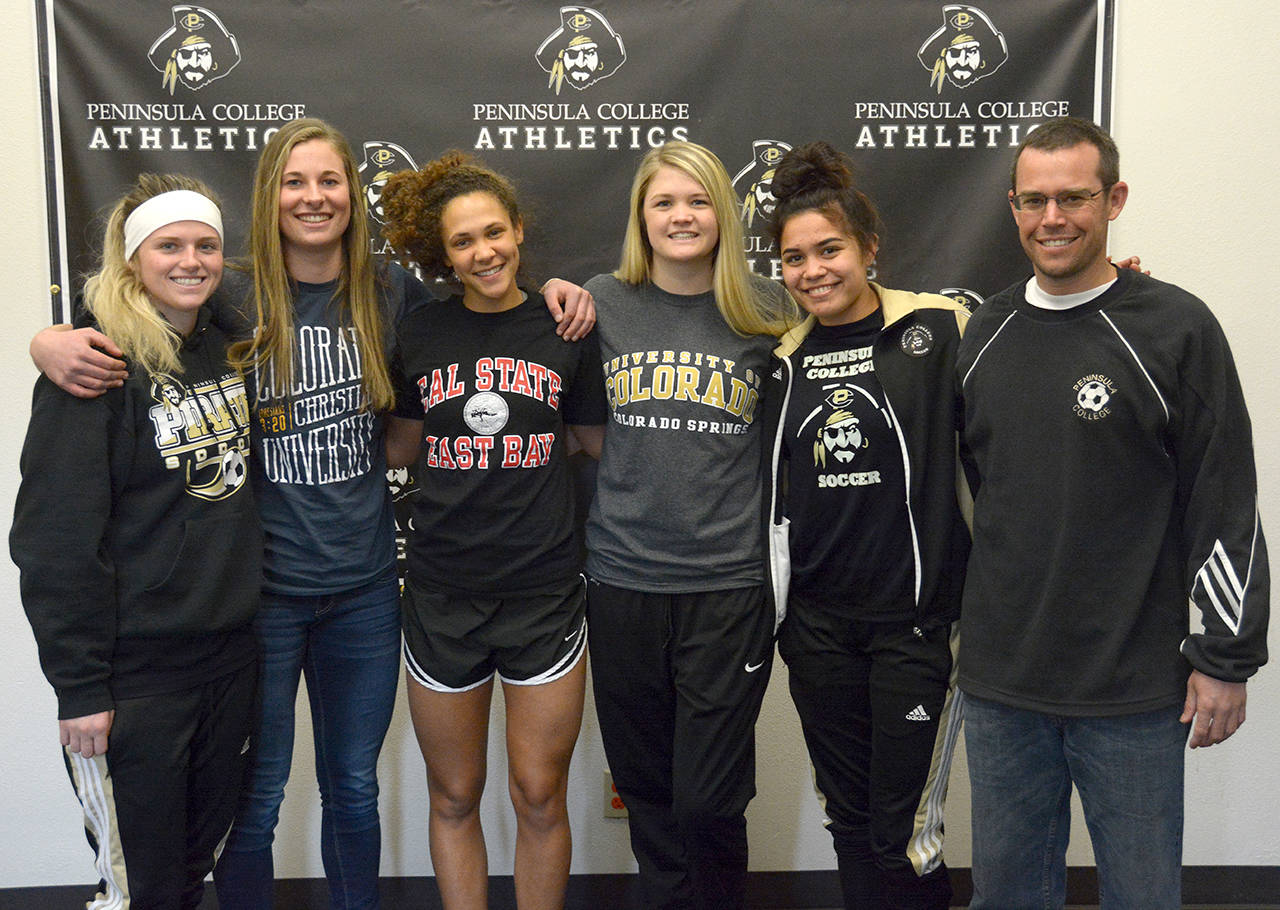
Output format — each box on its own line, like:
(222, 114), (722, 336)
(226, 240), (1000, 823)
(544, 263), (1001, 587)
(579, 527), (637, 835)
(732, 140), (792, 230)
(358, 141), (417, 225)
(814, 388), (871, 468)
(535, 6), (626, 94)
(386, 466), (418, 503)
(917, 5), (1007, 94)
(147, 6), (241, 95)
(152, 376), (186, 408)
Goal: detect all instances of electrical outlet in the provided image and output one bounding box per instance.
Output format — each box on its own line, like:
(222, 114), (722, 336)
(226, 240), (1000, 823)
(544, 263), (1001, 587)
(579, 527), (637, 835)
(603, 768), (628, 818)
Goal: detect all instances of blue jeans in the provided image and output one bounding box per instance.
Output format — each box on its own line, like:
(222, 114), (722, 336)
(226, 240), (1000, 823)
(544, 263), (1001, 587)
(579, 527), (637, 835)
(215, 578), (401, 910)
(964, 694), (1187, 910)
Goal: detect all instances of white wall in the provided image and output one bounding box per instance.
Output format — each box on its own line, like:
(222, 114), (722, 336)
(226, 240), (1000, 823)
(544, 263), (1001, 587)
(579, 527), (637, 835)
(1, 0), (1277, 887)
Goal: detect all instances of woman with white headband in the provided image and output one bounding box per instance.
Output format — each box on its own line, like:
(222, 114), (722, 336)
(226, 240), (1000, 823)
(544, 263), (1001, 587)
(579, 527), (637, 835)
(28, 118), (597, 908)
(11, 173), (263, 909)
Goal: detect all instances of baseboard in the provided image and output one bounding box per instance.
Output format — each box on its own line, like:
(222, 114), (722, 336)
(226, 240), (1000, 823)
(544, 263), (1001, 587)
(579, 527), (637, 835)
(2, 866), (1275, 909)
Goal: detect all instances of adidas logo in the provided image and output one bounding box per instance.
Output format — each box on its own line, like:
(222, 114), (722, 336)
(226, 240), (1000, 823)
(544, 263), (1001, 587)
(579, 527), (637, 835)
(905, 705), (931, 722)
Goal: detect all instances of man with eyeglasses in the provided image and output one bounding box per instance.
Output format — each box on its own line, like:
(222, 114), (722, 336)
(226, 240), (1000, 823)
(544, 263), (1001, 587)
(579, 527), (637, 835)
(955, 116), (1268, 908)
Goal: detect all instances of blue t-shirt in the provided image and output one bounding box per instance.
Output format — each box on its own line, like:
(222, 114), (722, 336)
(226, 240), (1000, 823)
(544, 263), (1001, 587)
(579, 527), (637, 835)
(218, 265), (431, 594)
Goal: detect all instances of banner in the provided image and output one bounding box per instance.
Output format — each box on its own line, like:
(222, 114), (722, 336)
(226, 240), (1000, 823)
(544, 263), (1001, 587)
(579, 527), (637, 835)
(42, 0), (1113, 313)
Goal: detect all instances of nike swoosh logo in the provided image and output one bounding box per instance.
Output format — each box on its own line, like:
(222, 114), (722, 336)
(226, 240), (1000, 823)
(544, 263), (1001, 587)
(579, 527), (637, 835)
(744, 660), (764, 673)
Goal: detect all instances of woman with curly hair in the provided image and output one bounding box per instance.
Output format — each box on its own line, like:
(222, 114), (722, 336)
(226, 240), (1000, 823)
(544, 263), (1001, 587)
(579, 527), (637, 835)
(379, 151), (606, 910)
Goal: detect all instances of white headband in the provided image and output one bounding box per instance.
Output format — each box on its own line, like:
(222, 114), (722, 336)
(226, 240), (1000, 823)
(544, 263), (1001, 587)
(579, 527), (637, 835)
(123, 190), (224, 260)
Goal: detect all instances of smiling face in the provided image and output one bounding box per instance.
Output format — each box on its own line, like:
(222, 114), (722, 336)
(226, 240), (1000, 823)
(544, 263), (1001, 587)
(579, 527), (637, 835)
(643, 165), (719, 279)
(1010, 142), (1128, 295)
(442, 191), (524, 312)
(131, 220), (223, 335)
(780, 209), (879, 326)
(277, 139), (352, 261)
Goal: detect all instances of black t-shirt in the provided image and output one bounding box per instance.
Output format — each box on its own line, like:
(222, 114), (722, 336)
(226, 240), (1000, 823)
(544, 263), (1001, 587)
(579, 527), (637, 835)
(783, 310), (914, 620)
(393, 292), (606, 596)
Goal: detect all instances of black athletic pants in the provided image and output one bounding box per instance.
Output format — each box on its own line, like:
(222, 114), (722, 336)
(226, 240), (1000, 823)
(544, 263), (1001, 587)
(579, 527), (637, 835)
(587, 579), (774, 910)
(778, 613), (958, 910)
(63, 662), (258, 909)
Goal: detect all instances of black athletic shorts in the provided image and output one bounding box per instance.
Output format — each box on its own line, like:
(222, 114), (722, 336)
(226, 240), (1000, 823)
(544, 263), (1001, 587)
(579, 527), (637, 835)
(402, 575), (586, 691)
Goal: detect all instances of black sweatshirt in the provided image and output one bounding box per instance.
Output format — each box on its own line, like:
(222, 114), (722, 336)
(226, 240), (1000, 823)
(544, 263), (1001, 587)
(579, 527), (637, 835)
(11, 307), (262, 719)
(957, 269), (1269, 715)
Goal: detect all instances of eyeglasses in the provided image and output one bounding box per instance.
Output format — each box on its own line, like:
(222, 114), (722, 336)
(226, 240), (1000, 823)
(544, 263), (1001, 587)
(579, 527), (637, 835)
(1010, 186), (1109, 213)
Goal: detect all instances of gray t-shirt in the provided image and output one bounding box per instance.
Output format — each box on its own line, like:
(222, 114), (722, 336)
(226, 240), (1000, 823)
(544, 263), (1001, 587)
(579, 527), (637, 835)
(584, 274), (783, 591)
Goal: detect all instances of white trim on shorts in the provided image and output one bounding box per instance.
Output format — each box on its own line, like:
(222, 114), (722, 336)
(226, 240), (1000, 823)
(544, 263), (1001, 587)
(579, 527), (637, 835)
(403, 638), (497, 694)
(500, 615), (587, 687)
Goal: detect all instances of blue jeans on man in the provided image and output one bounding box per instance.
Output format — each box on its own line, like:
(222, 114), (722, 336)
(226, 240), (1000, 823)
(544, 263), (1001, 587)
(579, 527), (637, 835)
(965, 695), (1187, 910)
(215, 577), (401, 910)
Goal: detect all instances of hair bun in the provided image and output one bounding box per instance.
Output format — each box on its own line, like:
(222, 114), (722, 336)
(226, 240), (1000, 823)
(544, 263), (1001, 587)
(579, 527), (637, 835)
(770, 141), (854, 204)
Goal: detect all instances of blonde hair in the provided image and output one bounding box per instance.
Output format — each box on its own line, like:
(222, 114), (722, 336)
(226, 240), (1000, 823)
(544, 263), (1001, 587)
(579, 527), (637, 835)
(228, 118), (394, 410)
(84, 173), (222, 376)
(615, 141), (796, 336)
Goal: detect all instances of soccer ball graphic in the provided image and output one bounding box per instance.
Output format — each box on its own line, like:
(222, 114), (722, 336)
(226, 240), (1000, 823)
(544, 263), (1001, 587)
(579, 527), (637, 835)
(222, 449), (247, 490)
(1076, 380), (1110, 412)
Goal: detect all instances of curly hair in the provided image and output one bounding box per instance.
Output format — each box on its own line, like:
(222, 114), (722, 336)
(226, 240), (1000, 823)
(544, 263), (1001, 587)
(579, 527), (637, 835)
(84, 173), (223, 376)
(380, 151), (521, 283)
(769, 141), (882, 260)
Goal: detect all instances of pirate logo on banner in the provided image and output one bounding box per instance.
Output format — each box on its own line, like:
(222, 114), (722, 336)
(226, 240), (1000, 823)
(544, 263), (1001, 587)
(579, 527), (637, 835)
(358, 141), (417, 225)
(147, 5), (241, 95)
(535, 6), (626, 94)
(938, 286), (984, 313)
(917, 5), (1007, 94)
(732, 140), (792, 231)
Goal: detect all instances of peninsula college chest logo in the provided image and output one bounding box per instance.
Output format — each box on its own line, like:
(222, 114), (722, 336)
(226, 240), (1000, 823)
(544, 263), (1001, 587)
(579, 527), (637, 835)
(147, 5), (241, 95)
(917, 5), (1007, 94)
(535, 6), (626, 94)
(1073, 374), (1116, 421)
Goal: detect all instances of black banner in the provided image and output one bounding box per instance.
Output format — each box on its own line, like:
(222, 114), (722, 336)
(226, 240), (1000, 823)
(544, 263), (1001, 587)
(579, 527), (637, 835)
(42, 0), (1112, 315)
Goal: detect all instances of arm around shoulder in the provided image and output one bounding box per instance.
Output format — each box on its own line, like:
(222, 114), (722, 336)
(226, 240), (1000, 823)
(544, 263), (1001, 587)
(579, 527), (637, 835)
(30, 324), (127, 398)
